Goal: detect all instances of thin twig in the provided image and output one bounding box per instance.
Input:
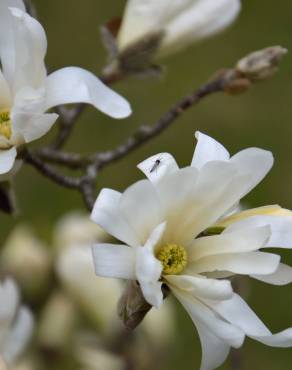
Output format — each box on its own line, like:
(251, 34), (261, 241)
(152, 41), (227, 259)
(21, 148), (81, 189)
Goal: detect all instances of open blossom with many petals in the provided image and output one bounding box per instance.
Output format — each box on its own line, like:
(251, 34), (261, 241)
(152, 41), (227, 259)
(91, 131), (292, 370)
(117, 0), (241, 59)
(0, 279), (33, 367)
(0, 0), (131, 177)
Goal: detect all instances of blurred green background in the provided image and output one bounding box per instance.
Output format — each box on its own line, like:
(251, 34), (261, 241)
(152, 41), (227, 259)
(3, 0), (292, 369)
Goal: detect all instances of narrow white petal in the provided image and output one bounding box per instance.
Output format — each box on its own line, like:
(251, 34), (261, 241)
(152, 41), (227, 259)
(0, 148), (17, 175)
(0, 279), (19, 322)
(158, 162), (248, 245)
(171, 287), (245, 348)
(0, 70), (12, 109)
(252, 329), (292, 348)
(90, 188), (139, 247)
(119, 180), (163, 245)
(91, 243), (136, 280)
(139, 280), (163, 308)
(205, 293), (292, 347)
(137, 152), (179, 184)
(252, 263), (292, 286)
(12, 112), (58, 143)
(136, 245), (162, 284)
(204, 293), (271, 337)
(230, 147), (273, 198)
(196, 321), (230, 370)
(117, 0), (194, 51)
(0, 0), (25, 85)
(165, 274), (233, 301)
(188, 225), (271, 260)
(2, 307), (33, 365)
(216, 204), (283, 228)
(144, 221), (167, 253)
(191, 131), (230, 169)
(189, 252), (280, 275)
(9, 7), (47, 91)
(159, 0), (241, 58)
(44, 67), (131, 119)
(225, 215), (292, 249)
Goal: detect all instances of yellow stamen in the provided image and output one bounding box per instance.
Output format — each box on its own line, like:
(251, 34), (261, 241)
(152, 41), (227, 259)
(157, 243), (187, 275)
(0, 111), (11, 139)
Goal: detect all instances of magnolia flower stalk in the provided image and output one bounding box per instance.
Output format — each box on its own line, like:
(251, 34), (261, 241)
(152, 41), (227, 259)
(0, 0), (131, 178)
(0, 279), (33, 367)
(91, 132), (292, 370)
(115, 0), (241, 66)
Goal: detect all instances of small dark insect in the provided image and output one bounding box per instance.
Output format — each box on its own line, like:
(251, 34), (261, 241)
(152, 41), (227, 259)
(150, 158), (162, 173)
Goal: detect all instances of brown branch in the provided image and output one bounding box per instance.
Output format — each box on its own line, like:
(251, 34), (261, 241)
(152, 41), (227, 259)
(23, 45), (287, 210)
(26, 69), (240, 211)
(21, 148), (81, 189)
(94, 73), (230, 170)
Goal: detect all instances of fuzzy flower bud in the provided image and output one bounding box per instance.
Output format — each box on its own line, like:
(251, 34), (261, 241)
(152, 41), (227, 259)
(236, 46), (288, 81)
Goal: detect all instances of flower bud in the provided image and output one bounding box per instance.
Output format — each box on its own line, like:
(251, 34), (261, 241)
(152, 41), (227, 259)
(56, 244), (122, 333)
(38, 291), (78, 353)
(0, 226), (51, 299)
(54, 212), (110, 252)
(236, 46), (288, 81)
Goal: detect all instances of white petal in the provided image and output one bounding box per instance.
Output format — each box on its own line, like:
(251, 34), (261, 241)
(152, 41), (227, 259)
(117, 0), (194, 51)
(204, 293), (271, 337)
(216, 204), (283, 228)
(44, 67), (131, 119)
(252, 329), (292, 348)
(225, 215), (292, 249)
(205, 293), (292, 347)
(0, 148), (17, 175)
(9, 7), (47, 91)
(144, 221), (166, 252)
(188, 225), (271, 261)
(158, 161), (246, 245)
(119, 180), (163, 245)
(91, 243), (136, 280)
(0, 0), (25, 85)
(189, 252), (280, 275)
(0, 70), (12, 109)
(171, 287), (245, 348)
(165, 274), (233, 301)
(90, 188), (139, 247)
(139, 280), (163, 308)
(159, 0), (241, 58)
(252, 263), (292, 286)
(230, 147), (273, 198)
(191, 131), (230, 169)
(0, 279), (19, 323)
(2, 307), (33, 365)
(196, 321), (230, 370)
(137, 152), (179, 184)
(12, 111), (58, 143)
(136, 245), (162, 284)
(0, 159), (22, 182)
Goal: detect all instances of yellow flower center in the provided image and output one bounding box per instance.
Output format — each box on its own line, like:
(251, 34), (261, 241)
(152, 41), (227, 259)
(0, 111), (11, 139)
(157, 244), (187, 275)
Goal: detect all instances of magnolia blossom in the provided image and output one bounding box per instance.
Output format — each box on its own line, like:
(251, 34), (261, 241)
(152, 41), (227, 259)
(0, 279), (33, 366)
(117, 0), (241, 59)
(91, 131), (292, 370)
(0, 0), (131, 177)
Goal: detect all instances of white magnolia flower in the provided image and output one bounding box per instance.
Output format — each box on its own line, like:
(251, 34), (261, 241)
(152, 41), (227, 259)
(0, 279), (33, 366)
(117, 0), (241, 59)
(0, 0), (131, 177)
(91, 131), (292, 370)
